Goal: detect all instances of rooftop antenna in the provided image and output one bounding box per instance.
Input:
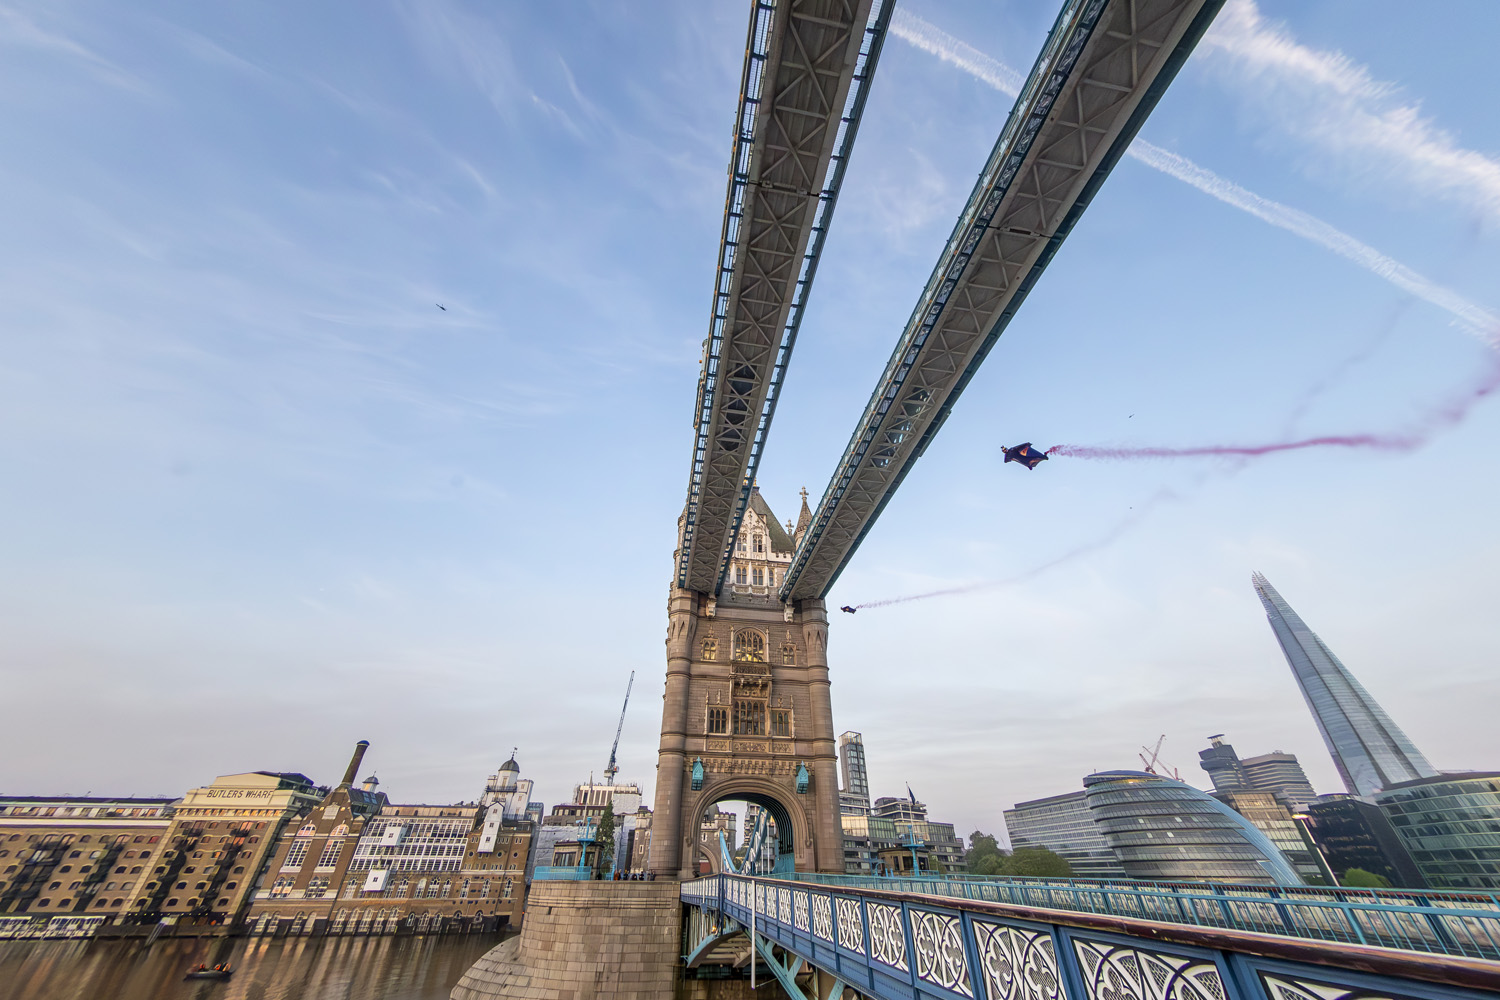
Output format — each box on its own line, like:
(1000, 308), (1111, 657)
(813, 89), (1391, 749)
(604, 670), (635, 785)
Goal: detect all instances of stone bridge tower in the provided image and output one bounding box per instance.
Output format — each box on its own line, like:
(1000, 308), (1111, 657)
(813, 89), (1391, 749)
(648, 490), (843, 877)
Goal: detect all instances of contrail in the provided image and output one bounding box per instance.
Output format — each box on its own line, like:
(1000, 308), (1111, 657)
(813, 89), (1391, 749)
(855, 489), (1179, 609)
(887, 10), (1500, 346)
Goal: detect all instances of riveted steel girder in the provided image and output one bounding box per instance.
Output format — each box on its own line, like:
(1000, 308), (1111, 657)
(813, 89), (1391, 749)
(781, 0), (1225, 601)
(677, 0), (892, 595)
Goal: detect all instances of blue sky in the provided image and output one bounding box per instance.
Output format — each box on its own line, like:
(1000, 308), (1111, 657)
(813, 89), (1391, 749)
(2, 0), (1497, 842)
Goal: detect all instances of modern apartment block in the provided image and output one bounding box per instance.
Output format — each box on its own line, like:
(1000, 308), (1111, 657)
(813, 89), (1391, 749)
(1003, 791), (1125, 878)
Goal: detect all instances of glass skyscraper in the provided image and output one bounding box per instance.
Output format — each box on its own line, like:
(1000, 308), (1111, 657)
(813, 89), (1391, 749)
(1251, 573), (1436, 798)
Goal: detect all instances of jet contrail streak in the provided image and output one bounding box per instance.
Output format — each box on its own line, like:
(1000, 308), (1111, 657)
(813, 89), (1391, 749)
(887, 10), (1500, 346)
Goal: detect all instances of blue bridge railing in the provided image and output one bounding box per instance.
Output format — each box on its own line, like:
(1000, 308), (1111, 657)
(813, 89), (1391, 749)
(682, 873), (1500, 1000)
(772, 871), (1500, 959)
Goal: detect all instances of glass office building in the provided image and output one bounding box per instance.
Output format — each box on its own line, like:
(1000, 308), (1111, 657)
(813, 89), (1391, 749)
(1301, 794), (1426, 888)
(1084, 771), (1303, 885)
(1004, 790), (1125, 878)
(1376, 773), (1500, 890)
(1251, 573), (1436, 798)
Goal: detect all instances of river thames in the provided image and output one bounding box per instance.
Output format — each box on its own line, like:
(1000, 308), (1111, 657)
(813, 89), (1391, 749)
(0, 934), (501, 1000)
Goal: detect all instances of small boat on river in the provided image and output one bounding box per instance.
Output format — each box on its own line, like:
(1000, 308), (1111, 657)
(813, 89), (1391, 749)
(184, 964), (233, 981)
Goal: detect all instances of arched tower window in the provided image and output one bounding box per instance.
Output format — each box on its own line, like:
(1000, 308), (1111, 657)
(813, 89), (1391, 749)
(735, 565), (747, 585)
(733, 630), (765, 662)
(781, 643), (796, 665)
(754, 534), (764, 553)
(702, 637), (717, 660)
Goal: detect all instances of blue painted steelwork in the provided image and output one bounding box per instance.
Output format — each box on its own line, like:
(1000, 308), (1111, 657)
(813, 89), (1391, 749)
(531, 866), (592, 881)
(677, 0), (896, 595)
(683, 874), (1500, 1000)
(772, 872), (1500, 961)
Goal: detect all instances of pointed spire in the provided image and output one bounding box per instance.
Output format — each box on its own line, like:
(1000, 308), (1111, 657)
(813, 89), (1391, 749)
(794, 487), (812, 543)
(1251, 572), (1435, 798)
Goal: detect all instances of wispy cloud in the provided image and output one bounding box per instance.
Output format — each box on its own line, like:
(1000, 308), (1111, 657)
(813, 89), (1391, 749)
(888, 9), (1500, 345)
(0, 4), (144, 91)
(1202, 0), (1500, 223)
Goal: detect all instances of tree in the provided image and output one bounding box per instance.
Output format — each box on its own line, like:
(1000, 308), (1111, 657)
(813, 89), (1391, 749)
(964, 832), (1073, 878)
(965, 831), (1008, 876)
(1339, 868), (1392, 889)
(1002, 847), (1073, 878)
(593, 809), (616, 879)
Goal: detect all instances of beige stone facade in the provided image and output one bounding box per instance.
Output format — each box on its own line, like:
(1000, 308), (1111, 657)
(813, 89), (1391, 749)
(650, 489), (844, 876)
(132, 771), (326, 926)
(0, 797), (174, 919)
(246, 753), (535, 933)
(450, 880), (681, 1000)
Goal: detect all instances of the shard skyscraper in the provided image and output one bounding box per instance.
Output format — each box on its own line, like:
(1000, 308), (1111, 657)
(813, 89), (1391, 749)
(1251, 573), (1437, 799)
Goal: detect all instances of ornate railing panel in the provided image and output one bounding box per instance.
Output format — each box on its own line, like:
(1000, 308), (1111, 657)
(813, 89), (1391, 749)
(683, 873), (1500, 1000)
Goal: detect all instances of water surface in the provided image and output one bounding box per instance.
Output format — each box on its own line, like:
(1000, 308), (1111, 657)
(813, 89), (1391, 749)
(0, 933), (501, 1000)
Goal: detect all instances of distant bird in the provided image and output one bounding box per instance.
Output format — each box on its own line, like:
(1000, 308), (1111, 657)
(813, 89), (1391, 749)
(436, 304), (447, 311)
(1128, 414), (1134, 418)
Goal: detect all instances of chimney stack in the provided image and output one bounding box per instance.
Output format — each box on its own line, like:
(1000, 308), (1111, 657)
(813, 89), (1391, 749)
(341, 740), (370, 786)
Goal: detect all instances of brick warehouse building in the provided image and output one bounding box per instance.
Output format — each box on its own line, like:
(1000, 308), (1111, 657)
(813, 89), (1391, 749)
(0, 797), (175, 921)
(247, 749), (535, 934)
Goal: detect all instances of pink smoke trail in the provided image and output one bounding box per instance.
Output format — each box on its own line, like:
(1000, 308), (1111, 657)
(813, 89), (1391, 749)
(851, 353), (1500, 610)
(1047, 355), (1500, 463)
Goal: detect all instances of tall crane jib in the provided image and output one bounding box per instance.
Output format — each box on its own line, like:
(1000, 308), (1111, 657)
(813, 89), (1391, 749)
(604, 670), (634, 786)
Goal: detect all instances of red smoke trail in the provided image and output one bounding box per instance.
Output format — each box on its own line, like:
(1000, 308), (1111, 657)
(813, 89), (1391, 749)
(1047, 354), (1500, 463)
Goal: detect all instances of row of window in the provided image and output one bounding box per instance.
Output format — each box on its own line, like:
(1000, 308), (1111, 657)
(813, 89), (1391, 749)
(736, 534), (767, 554)
(700, 631), (796, 664)
(732, 565), (775, 586)
(2, 834), (158, 844)
(706, 702), (792, 737)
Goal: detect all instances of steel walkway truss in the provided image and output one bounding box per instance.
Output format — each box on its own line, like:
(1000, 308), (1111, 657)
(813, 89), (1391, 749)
(678, 0), (894, 596)
(683, 874), (1500, 1000)
(781, 0), (1225, 602)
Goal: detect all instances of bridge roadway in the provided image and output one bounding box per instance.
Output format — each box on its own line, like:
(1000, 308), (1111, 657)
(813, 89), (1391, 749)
(677, 0), (894, 596)
(683, 872), (1500, 1000)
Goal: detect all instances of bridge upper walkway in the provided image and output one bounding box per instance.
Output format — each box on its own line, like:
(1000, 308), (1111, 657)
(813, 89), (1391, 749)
(683, 872), (1500, 1000)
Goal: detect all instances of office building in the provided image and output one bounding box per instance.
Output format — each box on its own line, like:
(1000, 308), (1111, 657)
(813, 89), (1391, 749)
(1252, 573), (1436, 797)
(1241, 752), (1318, 812)
(1003, 791), (1125, 878)
(1376, 773), (1500, 890)
(872, 795), (964, 871)
(1213, 790), (1330, 884)
(1300, 794), (1425, 888)
(1198, 736), (1249, 793)
(1200, 737), (1318, 812)
(839, 732), (871, 816)
(1084, 771), (1303, 885)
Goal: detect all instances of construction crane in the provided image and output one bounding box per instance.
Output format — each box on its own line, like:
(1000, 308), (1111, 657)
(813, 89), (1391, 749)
(603, 671), (634, 786)
(1138, 735), (1181, 780)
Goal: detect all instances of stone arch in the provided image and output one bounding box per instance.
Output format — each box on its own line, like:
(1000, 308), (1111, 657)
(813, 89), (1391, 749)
(685, 777), (809, 874)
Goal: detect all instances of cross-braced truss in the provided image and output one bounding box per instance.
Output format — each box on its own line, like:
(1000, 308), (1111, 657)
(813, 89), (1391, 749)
(677, 0), (894, 595)
(780, 0), (1224, 602)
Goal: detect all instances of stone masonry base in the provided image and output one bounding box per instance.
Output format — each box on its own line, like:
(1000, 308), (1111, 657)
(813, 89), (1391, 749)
(450, 880), (684, 1000)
